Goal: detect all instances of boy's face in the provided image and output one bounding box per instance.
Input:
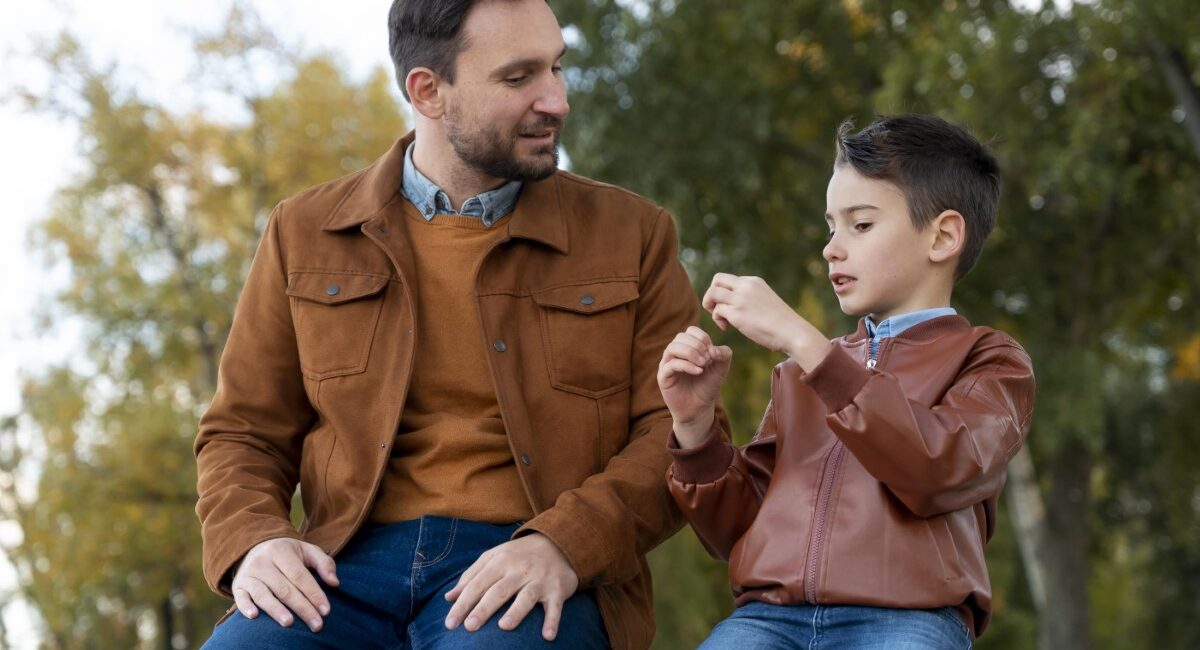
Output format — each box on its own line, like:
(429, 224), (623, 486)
(823, 165), (940, 322)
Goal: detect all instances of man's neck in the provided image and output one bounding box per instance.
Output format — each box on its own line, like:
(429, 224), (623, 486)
(411, 132), (505, 211)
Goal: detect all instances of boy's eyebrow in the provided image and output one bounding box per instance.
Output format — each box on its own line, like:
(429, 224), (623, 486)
(491, 44), (569, 78)
(824, 204), (880, 218)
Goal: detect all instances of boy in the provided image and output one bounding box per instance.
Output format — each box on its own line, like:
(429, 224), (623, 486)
(657, 114), (1035, 649)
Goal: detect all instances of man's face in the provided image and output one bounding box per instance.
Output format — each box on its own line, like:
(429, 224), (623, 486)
(443, 0), (569, 182)
(823, 165), (935, 322)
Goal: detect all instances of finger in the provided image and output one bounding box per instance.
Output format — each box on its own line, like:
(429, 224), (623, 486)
(233, 587), (259, 620)
(499, 586), (540, 631)
(542, 594), (564, 641)
(685, 326), (713, 347)
(302, 543), (339, 589)
(662, 358), (706, 378)
(446, 552), (490, 602)
(705, 284), (736, 308)
(711, 305), (731, 331)
(664, 341), (708, 367)
(710, 272), (740, 290)
(267, 563), (325, 632)
(445, 566), (500, 628)
(244, 576), (294, 628)
(464, 578), (522, 632)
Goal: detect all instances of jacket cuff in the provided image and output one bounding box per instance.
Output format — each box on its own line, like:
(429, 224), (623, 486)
(802, 345), (872, 413)
(666, 419), (734, 484)
(516, 506), (611, 586)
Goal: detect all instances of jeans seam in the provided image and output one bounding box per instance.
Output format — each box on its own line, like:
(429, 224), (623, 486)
(808, 605), (821, 650)
(413, 519), (458, 568)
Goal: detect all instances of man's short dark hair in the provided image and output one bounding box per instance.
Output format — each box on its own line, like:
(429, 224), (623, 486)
(387, 0), (480, 101)
(835, 114), (1001, 279)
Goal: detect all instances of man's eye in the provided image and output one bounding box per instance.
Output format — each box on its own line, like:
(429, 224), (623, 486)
(826, 230), (835, 240)
(552, 65), (563, 75)
(505, 75), (528, 85)
(854, 222), (872, 232)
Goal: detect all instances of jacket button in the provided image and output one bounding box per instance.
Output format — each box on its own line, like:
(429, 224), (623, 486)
(493, 339), (507, 352)
(520, 453), (531, 466)
(579, 294), (594, 306)
(326, 285), (341, 297)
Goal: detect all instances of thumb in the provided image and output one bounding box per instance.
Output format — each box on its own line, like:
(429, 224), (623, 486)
(300, 542), (339, 587)
(711, 345), (734, 375)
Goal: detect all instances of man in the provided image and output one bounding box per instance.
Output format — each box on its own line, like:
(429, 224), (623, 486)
(195, 0), (707, 647)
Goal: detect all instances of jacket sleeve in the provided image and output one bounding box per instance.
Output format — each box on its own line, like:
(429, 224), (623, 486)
(665, 378), (779, 562)
(194, 203), (317, 596)
(516, 209), (727, 586)
(803, 333), (1036, 518)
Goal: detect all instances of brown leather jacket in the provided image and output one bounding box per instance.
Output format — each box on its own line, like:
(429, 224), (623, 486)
(667, 315), (1035, 637)
(195, 134), (705, 649)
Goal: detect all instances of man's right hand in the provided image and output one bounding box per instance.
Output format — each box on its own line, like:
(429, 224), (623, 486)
(231, 537), (339, 632)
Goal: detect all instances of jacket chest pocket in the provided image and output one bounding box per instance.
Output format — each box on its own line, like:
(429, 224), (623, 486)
(532, 280), (639, 398)
(287, 271), (390, 380)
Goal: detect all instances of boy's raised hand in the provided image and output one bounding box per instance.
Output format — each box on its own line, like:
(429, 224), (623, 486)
(657, 326), (732, 448)
(702, 273), (832, 372)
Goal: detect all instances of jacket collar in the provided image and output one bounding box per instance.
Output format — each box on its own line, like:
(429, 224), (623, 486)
(843, 313), (971, 344)
(322, 131), (569, 254)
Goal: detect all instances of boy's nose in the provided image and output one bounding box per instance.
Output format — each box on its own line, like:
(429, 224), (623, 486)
(822, 238), (844, 263)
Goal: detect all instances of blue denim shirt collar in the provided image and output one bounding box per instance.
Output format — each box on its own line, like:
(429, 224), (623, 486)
(400, 142), (522, 227)
(865, 307), (958, 340)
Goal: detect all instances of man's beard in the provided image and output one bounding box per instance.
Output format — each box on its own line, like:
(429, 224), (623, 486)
(447, 114), (562, 182)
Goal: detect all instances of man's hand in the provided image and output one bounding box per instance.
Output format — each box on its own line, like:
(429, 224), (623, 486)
(657, 326), (732, 448)
(444, 533), (579, 641)
(702, 273), (831, 372)
(231, 537), (339, 632)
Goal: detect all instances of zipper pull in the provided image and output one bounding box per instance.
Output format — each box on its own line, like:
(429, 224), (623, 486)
(866, 358), (877, 369)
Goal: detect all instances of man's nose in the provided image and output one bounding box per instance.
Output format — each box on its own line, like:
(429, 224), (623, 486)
(533, 74), (569, 119)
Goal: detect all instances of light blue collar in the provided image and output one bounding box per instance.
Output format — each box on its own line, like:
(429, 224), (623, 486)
(866, 307), (958, 340)
(400, 142), (522, 227)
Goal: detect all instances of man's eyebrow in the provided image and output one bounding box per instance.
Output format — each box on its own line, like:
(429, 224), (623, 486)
(492, 45), (569, 77)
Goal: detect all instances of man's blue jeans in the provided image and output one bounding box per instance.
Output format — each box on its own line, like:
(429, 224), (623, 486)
(203, 516), (608, 649)
(698, 600), (972, 650)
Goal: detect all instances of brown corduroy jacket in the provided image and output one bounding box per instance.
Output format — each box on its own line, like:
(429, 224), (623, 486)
(195, 133), (704, 649)
(667, 316), (1035, 638)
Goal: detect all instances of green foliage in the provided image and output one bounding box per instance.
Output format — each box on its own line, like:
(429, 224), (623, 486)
(3, 9), (405, 647)
(557, 1), (1200, 648)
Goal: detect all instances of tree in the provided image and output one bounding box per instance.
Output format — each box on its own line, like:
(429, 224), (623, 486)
(1, 8), (406, 647)
(556, 1), (1200, 648)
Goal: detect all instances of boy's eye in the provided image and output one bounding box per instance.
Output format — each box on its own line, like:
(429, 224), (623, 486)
(854, 222), (872, 232)
(826, 230), (835, 240)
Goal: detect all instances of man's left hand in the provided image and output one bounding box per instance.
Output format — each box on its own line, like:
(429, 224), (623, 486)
(443, 532), (580, 641)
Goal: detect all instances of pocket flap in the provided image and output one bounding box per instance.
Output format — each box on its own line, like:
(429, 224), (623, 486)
(532, 280), (639, 314)
(287, 271), (389, 305)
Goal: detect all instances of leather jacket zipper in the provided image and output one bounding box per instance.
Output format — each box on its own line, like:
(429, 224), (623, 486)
(804, 441), (847, 603)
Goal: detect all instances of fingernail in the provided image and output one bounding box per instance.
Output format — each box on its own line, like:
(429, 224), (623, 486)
(319, 604), (329, 615)
(466, 616), (479, 630)
(310, 620), (321, 631)
(500, 617), (512, 629)
(445, 616), (458, 629)
(282, 615), (292, 626)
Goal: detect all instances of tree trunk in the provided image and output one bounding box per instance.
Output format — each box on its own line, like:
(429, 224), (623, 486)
(1150, 38), (1200, 159)
(1038, 439), (1093, 650)
(1005, 444), (1048, 612)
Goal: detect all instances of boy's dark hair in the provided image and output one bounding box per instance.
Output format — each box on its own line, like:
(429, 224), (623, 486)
(835, 114), (1000, 279)
(387, 0), (479, 102)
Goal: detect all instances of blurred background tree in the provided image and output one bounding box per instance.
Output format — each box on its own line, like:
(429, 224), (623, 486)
(2, 0), (1197, 648)
(1, 7), (404, 648)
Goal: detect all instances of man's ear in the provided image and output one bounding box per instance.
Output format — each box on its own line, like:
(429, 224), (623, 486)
(406, 67), (446, 119)
(928, 209), (965, 264)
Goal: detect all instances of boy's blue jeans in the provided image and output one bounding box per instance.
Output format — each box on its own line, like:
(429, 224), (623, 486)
(202, 516), (608, 649)
(698, 601), (972, 650)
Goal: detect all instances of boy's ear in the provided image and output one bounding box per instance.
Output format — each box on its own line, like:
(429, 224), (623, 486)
(406, 67), (446, 119)
(928, 209), (965, 265)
